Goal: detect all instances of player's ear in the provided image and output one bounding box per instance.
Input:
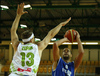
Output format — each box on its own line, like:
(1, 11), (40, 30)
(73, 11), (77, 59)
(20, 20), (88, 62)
(30, 39), (33, 42)
(70, 54), (72, 57)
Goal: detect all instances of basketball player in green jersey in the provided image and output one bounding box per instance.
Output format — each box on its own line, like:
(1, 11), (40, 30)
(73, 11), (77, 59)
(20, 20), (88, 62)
(9, 3), (71, 76)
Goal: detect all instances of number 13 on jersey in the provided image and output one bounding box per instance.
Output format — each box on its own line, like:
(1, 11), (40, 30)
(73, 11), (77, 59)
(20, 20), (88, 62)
(20, 52), (34, 67)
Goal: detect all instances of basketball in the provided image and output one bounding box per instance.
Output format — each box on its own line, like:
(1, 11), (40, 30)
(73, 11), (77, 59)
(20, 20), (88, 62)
(64, 29), (77, 42)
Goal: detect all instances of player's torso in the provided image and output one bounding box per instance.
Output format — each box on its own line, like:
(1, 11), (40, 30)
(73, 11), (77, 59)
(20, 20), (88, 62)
(52, 58), (74, 76)
(10, 43), (40, 76)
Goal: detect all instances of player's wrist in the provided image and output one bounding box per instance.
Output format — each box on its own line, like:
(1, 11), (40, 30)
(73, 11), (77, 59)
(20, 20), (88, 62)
(77, 38), (81, 42)
(16, 14), (22, 17)
(64, 37), (69, 42)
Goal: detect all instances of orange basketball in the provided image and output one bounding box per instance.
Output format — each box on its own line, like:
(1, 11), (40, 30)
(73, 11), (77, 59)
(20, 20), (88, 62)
(64, 29), (77, 42)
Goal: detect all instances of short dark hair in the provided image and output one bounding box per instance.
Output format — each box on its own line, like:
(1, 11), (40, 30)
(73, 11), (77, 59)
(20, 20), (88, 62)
(21, 30), (33, 39)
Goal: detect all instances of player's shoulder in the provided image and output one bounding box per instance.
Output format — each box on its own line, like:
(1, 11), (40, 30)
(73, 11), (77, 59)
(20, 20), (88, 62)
(30, 43), (38, 49)
(19, 43), (38, 47)
(17, 42), (22, 47)
(58, 57), (65, 64)
(32, 43), (38, 47)
(68, 61), (74, 65)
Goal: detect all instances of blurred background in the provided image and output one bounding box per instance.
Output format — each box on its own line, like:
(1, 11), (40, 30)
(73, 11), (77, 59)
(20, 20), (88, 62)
(0, 0), (100, 76)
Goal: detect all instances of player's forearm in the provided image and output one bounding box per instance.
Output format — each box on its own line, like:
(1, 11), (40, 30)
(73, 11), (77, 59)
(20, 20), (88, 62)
(77, 39), (84, 54)
(49, 17), (71, 37)
(11, 15), (21, 31)
(48, 24), (62, 39)
(55, 38), (68, 46)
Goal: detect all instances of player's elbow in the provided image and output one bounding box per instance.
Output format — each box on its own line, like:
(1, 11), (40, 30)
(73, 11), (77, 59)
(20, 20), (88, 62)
(11, 25), (17, 32)
(11, 27), (15, 32)
(48, 30), (54, 38)
(80, 50), (84, 55)
(11, 28), (13, 32)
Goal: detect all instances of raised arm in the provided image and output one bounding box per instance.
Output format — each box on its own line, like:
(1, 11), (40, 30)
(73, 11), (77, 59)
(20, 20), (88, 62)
(53, 37), (69, 61)
(53, 37), (69, 70)
(11, 3), (27, 51)
(74, 32), (84, 72)
(38, 17), (71, 53)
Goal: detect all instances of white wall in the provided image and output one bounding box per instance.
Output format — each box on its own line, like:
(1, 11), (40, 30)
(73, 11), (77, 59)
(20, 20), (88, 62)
(72, 49), (78, 60)
(90, 49), (98, 61)
(72, 49), (89, 61)
(82, 49), (89, 61)
(50, 49), (63, 61)
(5, 49), (9, 60)
(41, 48), (100, 61)
(41, 49), (49, 61)
(0, 64), (3, 73)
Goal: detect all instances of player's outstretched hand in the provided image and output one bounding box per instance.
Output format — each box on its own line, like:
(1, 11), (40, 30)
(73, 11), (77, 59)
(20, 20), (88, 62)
(76, 31), (80, 41)
(60, 17), (71, 26)
(17, 3), (28, 16)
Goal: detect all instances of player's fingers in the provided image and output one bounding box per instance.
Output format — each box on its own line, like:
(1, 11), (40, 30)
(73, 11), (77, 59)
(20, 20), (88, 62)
(76, 31), (79, 34)
(75, 31), (78, 34)
(24, 11), (28, 14)
(69, 17), (71, 20)
(67, 17), (71, 22)
(18, 4), (19, 9)
(64, 17), (71, 24)
(67, 39), (71, 43)
(76, 32), (79, 36)
(76, 31), (80, 37)
(21, 3), (23, 9)
(67, 39), (70, 42)
(19, 3), (22, 9)
(22, 3), (24, 8)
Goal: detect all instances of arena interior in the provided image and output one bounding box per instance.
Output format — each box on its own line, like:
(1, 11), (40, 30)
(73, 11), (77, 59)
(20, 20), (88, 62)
(0, 0), (100, 76)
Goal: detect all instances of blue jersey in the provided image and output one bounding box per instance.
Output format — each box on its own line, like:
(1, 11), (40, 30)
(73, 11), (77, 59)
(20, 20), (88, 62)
(52, 57), (74, 76)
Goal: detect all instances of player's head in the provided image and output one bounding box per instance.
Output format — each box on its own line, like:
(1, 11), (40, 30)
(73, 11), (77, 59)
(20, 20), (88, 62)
(21, 30), (35, 43)
(62, 48), (72, 61)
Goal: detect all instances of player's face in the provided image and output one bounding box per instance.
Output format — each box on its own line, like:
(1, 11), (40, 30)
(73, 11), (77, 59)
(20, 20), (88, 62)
(62, 48), (72, 60)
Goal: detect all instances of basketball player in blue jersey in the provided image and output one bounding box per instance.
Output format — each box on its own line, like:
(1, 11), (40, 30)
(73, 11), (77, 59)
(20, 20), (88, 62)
(9, 3), (71, 76)
(52, 31), (84, 76)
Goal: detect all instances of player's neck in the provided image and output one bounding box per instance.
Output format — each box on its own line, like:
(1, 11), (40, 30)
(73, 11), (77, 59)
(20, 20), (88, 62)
(63, 59), (70, 63)
(24, 42), (34, 44)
